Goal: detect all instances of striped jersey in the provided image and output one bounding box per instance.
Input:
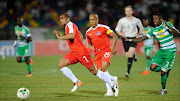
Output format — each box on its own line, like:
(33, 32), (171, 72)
(141, 26), (154, 47)
(146, 22), (177, 51)
(14, 25), (31, 47)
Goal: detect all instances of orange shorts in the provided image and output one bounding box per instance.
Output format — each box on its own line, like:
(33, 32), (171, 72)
(64, 52), (94, 69)
(95, 48), (111, 69)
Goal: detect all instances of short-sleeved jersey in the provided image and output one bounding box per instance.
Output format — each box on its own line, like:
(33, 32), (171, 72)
(141, 26), (154, 47)
(146, 22), (177, 52)
(14, 25), (31, 47)
(65, 21), (89, 54)
(115, 16), (143, 37)
(86, 24), (112, 50)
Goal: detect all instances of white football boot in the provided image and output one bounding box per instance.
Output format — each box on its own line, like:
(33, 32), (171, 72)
(71, 81), (82, 92)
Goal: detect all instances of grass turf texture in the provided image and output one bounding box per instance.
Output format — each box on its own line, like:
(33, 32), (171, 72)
(0, 55), (179, 101)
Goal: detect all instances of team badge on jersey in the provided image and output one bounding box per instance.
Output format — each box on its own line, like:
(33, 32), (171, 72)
(97, 31), (101, 35)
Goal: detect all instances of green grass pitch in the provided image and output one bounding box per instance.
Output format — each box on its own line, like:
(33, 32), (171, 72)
(0, 55), (179, 101)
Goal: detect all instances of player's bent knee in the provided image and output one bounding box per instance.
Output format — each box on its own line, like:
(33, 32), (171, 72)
(146, 56), (150, 60)
(150, 66), (155, 71)
(17, 59), (21, 63)
(161, 71), (166, 76)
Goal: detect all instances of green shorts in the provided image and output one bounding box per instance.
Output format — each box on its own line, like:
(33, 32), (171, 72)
(152, 49), (176, 72)
(144, 46), (153, 56)
(16, 44), (31, 57)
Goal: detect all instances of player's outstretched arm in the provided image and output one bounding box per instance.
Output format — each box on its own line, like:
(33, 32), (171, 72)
(162, 20), (180, 35)
(54, 30), (75, 40)
(126, 35), (148, 42)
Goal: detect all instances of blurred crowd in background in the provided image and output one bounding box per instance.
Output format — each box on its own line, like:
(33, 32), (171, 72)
(0, 0), (180, 40)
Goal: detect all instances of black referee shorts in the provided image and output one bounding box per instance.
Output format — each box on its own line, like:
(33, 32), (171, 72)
(122, 37), (137, 52)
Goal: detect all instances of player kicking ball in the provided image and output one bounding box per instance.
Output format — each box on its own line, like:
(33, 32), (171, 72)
(53, 13), (119, 97)
(86, 14), (118, 96)
(14, 17), (33, 77)
(125, 13), (180, 95)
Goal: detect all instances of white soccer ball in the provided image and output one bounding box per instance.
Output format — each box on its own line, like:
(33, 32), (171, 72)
(17, 88), (30, 100)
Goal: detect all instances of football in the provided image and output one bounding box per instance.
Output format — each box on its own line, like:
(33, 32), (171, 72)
(17, 88), (30, 100)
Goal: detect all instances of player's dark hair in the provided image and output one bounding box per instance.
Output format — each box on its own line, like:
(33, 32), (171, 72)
(154, 13), (163, 18)
(141, 16), (148, 20)
(61, 13), (70, 18)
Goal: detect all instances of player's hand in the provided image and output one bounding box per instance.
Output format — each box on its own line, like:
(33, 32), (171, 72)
(18, 35), (25, 39)
(122, 32), (125, 37)
(54, 30), (60, 39)
(111, 47), (117, 55)
(136, 34), (140, 38)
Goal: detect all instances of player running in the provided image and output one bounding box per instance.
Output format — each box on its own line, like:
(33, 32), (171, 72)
(86, 14), (118, 96)
(125, 13), (180, 95)
(14, 17), (33, 77)
(53, 13), (119, 97)
(141, 17), (154, 75)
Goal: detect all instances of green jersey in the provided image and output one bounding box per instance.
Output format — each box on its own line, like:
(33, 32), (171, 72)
(141, 26), (154, 47)
(14, 25), (31, 47)
(146, 22), (177, 52)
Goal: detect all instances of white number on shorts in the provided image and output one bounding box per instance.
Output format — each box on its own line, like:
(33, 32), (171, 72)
(104, 52), (110, 59)
(83, 56), (89, 62)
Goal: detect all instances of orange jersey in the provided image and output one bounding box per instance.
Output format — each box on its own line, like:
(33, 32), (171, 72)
(65, 21), (88, 54)
(86, 24), (112, 50)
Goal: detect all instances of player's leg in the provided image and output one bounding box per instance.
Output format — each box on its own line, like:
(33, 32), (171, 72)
(24, 56), (32, 77)
(87, 65), (119, 97)
(59, 54), (81, 92)
(80, 54), (119, 97)
(142, 47), (152, 75)
(23, 45), (32, 77)
(158, 51), (176, 95)
(150, 50), (163, 72)
(16, 46), (25, 63)
(126, 47), (136, 77)
(101, 62), (118, 96)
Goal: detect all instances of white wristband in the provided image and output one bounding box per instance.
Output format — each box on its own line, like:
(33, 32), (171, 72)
(13, 40), (17, 47)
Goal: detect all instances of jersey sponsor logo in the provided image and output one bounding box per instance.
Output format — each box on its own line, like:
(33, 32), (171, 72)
(17, 31), (22, 34)
(157, 29), (165, 38)
(97, 31), (101, 35)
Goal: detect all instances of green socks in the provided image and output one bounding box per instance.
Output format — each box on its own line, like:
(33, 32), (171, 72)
(146, 59), (151, 71)
(155, 66), (161, 72)
(21, 57), (25, 62)
(161, 74), (167, 89)
(26, 64), (31, 74)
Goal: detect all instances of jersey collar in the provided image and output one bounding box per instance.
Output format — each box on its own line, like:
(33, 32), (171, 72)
(91, 24), (99, 30)
(65, 21), (71, 28)
(156, 22), (164, 28)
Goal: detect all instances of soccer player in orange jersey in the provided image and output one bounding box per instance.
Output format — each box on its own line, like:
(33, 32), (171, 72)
(53, 13), (119, 97)
(86, 14), (118, 96)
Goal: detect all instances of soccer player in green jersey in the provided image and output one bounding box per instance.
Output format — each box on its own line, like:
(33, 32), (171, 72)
(141, 18), (154, 75)
(14, 17), (33, 77)
(125, 13), (180, 95)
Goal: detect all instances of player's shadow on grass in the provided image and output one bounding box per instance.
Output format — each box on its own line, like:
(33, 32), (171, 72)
(79, 90), (104, 95)
(55, 92), (90, 98)
(141, 90), (159, 94)
(118, 77), (132, 81)
(10, 72), (25, 75)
